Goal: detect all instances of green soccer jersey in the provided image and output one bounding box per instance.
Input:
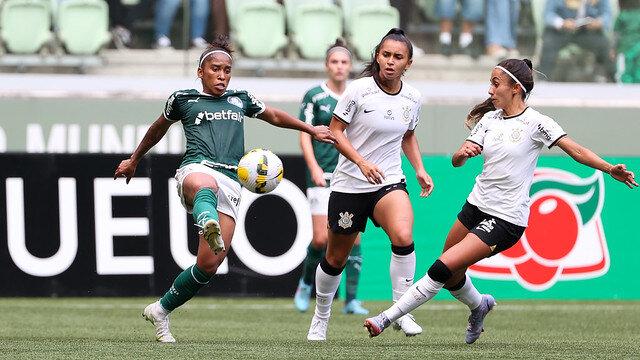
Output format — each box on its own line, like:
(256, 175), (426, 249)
(299, 83), (340, 187)
(164, 88), (266, 181)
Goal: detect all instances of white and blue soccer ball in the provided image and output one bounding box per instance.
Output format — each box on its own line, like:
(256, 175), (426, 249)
(237, 148), (283, 194)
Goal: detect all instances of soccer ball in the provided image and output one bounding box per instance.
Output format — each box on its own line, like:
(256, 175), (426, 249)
(237, 148), (283, 194)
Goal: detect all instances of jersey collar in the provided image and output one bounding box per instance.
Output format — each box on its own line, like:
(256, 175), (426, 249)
(502, 106), (529, 119)
(321, 81), (341, 100)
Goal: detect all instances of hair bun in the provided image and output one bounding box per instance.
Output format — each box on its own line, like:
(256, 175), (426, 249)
(333, 37), (347, 48)
(522, 58), (533, 70)
(386, 27), (405, 36)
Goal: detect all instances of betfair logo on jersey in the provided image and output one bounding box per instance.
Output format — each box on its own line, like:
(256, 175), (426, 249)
(195, 110), (243, 124)
(469, 168), (608, 291)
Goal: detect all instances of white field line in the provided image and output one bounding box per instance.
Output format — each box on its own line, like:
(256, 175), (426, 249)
(1, 302), (636, 312)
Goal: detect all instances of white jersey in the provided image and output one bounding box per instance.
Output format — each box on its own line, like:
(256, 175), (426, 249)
(466, 107), (566, 227)
(331, 77), (422, 193)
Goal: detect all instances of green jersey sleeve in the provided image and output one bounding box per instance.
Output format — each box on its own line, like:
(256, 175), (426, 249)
(237, 90), (266, 118)
(299, 89), (315, 125)
(163, 90), (192, 122)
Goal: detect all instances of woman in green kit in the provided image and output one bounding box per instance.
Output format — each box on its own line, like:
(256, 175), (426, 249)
(293, 38), (369, 316)
(114, 35), (336, 343)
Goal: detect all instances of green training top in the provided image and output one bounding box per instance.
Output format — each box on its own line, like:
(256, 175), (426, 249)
(164, 88), (266, 181)
(299, 82), (340, 187)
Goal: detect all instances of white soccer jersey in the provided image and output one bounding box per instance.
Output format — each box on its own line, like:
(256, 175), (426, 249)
(331, 77), (422, 193)
(466, 107), (566, 226)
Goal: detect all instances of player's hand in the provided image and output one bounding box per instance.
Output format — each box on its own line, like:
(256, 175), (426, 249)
(310, 166), (327, 187)
(312, 125), (336, 144)
(609, 164), (638, 189)
(458, 142), (482, 159)
(357, 159), (385, 184)
(562, 18), (577, 31)
(114, 158), (138, 184)
(416, 170), (434, 197)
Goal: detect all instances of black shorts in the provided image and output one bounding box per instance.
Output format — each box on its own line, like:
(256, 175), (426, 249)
(457, 201), (526, 256)
(328, 181), (408, 235)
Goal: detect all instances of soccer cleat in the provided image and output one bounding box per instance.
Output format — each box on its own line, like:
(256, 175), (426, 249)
(142, 301), (176, 343)
(465, 294), (496, 344)
(203, 219), (225, 255)
(364, 313), (390, 337)
(343, 299), (369, 315)
(294, 279), (312, 312)
(307, 315), (328, 341)
(392, 313), (423, 336)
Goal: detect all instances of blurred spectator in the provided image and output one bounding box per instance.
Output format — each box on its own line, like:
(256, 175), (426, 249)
(435, 0), (483, 56)
(485, 0), (520, 59)
(155, 0), (210, 49)
(107, 0), (133, 49)
(208, 0), (229, 38)
(614, 0), (640, 83)
(538, 0), (616, 82)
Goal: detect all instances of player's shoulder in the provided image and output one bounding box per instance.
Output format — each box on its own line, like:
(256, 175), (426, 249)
(399, 82), (422, 104)
(522, 107), (555, 124)
(348, 76), (374, 91)
(169, 89), (199, 99)
(304, 85), (324, 97)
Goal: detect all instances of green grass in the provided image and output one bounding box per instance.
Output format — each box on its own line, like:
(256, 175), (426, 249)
(0, 298), (639, 359)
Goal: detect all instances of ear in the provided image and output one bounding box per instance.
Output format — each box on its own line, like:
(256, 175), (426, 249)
(197, 67), (203, 79)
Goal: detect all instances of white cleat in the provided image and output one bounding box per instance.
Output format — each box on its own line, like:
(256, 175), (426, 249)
(307, 315), (329, 341)
(203, 219), (225, 255)
(142, 301), (176, 343)
(392, 313), (423, 337)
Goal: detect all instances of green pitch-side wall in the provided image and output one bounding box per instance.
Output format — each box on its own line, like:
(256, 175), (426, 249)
(351, 155), (640, 300)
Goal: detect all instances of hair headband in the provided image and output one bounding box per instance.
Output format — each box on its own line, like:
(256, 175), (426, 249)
(495, 65), (527, 93)
(199, 50), (232, 67)
(326, 46), (352, 59)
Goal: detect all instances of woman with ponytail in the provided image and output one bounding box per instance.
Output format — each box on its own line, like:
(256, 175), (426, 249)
(307, 28), (434, 341)
(365, 58), (637, 343)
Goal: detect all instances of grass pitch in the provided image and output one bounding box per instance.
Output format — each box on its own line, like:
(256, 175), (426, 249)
(0, 298), (638, 359)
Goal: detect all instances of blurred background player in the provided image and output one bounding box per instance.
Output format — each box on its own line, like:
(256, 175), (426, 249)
(539, 0), (616, 81)
(293, 38), (369, 316)
(364, 58), (637, 343)
(114, 36), (335, 343)
(307, 28), (434, 341)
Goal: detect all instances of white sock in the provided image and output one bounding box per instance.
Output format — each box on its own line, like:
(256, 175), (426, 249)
(313, 264), (342, 319)
(459, 32), (473, 48)
(449, 274), (482, 310)
(439, 32), (452, 45)
(383, 274), (443, 323)
(390, 251), (416, 302)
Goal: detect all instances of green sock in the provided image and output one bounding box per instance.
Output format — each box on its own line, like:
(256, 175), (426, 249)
(301, 244), (325, 286)
(345, 244), (362, 302)
(160, 264), (212, 312)
(192, 188), (218, 227)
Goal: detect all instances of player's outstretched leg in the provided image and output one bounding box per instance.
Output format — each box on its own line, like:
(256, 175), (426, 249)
(465, 294), (496, 344)
(142, 300), (176, 343)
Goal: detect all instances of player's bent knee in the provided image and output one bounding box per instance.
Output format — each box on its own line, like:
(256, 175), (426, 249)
(427, 259), (453, 284)
(390, 228), (413, 247)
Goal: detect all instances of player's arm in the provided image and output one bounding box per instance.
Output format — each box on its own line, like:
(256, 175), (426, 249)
(257, 106), (335, 144)
(401, 130), (433, 197)
(300, 132), (326, 187)
(452, 141), (482, 167)
(556, 136), (637, 189)
(330, 116), (385, 184)
(114, 114), (172, 183)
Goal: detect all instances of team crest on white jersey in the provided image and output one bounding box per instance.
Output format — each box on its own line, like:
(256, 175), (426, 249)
(338, 212), (354, 229)
(510, 128), (524, 143)
(402, 106), (412, 124)
(227, 96), (243, 109)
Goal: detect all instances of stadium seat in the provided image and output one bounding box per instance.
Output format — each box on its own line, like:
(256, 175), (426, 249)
(287, 2), (343, 59)
(340, 0), (391, 34)
(226, 0), (272, 32)
(232, 1), (287, 58)
(347, 5), (400, 60)
(0, 0), (53, 54)
(56, 0), (111, 55)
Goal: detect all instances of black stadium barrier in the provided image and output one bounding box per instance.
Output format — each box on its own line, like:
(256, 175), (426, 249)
(0, 154), (310, 297)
